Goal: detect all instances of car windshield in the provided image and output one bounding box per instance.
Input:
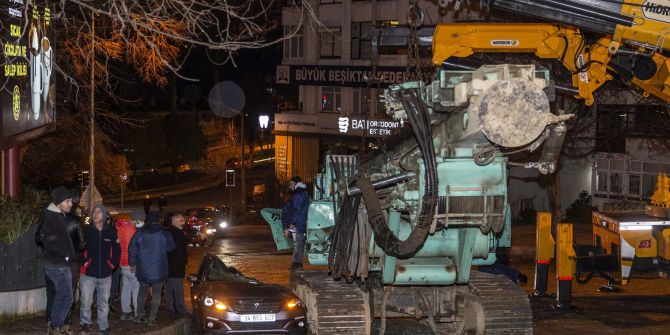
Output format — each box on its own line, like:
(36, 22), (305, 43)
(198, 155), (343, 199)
(206, 258), (247, 283)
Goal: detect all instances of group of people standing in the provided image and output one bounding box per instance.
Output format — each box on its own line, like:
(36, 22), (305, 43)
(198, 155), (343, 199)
(36, 186), (192, 335)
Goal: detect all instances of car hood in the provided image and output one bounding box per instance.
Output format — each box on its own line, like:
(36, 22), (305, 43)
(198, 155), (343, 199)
(203, 281), (293, 300)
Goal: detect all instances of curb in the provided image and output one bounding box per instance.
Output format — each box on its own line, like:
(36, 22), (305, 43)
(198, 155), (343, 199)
(146, 318), (191, 335)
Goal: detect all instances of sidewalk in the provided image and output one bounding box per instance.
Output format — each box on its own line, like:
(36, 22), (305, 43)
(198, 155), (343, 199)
(0, 303), (191, 335)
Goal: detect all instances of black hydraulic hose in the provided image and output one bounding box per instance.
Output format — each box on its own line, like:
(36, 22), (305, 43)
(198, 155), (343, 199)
(357, 88), (438, 258)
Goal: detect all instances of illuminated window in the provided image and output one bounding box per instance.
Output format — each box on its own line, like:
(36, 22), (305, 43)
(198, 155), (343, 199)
(320, 27), (342, 58)
(321, 87), (341, 113)
(283, 26), (304, 59)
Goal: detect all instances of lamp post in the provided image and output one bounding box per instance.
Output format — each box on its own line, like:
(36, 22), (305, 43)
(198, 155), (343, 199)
(87, 10), (96, 218)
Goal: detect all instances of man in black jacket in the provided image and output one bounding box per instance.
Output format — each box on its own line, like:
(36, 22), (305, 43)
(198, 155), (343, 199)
(78, 204), (120, 335)
(36, 186), (76, 335)
(40, 196), (85, 333)
(165, 214), (190, 317)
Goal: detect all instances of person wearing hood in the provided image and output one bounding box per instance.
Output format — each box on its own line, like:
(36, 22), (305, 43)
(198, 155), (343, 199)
(78, 203), (120, 335)
(283, 176), (310, 270)
(36, 186), (76, 335)
(117, 210), (142, 321)
(128, 210), (175, 325)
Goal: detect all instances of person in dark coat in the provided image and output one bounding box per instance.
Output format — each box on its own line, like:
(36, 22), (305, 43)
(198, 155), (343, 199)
(283, 176), (310, 270)
(165, 214), (192, 317)
(128, 211), (175, 325)
(35, 186), (76, 335)
(157, 194), (167, 219)
(142, 195), (152, 216)
(78, 204), (120, 334)
(40, 196), (85, 332)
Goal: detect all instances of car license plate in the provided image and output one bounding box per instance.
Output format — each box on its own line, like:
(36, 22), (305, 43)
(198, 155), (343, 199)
(240, 314), (276, 322)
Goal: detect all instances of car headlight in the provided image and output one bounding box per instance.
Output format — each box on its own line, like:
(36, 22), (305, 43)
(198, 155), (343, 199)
(219, 221), (228, 228)
(214, 300), (228, 311)
(286, 298), (302, 309)
(206, 229), (216, 234)
(204, 296), (227, 310)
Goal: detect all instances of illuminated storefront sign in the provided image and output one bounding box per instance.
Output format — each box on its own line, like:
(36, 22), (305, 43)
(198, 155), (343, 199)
(1, 0), (56, 146)
(274, 113), (404, 137)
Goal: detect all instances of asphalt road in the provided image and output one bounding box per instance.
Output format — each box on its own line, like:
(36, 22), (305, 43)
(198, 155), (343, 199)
(112, 187), (670, 334)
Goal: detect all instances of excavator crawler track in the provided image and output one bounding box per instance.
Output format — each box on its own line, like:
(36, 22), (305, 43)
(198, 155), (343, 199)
(468, 271), (533, 335)
(290, 270), (370, 335)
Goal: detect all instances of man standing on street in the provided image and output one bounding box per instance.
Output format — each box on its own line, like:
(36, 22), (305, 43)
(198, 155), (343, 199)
(129, 211), (175, 325)
(157, 194), (167, 219)
(36, 186), (77, 335)
(38, 193), (85, 334)
(142, 195), (152, 216)
(165, 214), (192, 317)
(117, 210), (142, 320)
(79, 204), (120, 335)
(283, 176), (310, 270)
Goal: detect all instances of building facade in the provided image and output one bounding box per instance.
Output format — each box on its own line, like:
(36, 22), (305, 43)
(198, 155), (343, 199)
(275, 0), (458, 183)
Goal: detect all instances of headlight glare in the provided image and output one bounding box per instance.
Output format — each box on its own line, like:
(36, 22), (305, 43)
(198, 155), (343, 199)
(215, 300), (227, 311)
(219, 221), (228, 228)
(204, 297), (214, 307)
(286, 298), (301, 309)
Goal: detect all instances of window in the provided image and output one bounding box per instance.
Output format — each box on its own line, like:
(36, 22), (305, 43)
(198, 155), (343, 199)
(283, 25), (304, 59)
(352, 88), (370, 115)
(321, 87), (342, 113)
(629, 174), (640, 195)
(643, 174), (657, 198)
(320, 27), (342, 58)
(610, 173), (621, 193)
(596, 170), (608, 193)
(351, 22), (372, 60)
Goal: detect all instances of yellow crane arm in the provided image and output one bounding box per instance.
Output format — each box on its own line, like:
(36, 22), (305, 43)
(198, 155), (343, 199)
(431, 23), (611, 105)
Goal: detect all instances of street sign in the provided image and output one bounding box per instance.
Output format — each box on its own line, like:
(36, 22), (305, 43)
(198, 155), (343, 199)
(81, 184), (103, 208)
(226, 169), (235, 187)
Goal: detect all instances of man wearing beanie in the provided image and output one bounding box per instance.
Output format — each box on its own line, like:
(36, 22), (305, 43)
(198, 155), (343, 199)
(35, 186), (76, 335)
(128, 210), (175, 325)
(79, 203), (120, 335)
(117, 210), (143, 320)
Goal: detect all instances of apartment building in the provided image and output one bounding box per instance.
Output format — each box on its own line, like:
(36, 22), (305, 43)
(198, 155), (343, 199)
(274, 0), (454, 183)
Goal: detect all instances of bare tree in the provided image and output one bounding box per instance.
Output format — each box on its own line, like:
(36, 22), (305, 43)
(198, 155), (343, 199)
(202, 120), (240, 173)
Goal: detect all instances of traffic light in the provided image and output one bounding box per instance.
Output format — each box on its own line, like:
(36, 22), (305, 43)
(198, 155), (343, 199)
(225, 169), (235, 187)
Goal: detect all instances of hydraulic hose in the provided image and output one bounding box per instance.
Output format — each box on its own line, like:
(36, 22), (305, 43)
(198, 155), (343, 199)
(357, 88), (438, 258)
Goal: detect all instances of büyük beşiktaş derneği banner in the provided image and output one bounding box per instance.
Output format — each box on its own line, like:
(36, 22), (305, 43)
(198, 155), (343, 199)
(1, 0), (55, 140)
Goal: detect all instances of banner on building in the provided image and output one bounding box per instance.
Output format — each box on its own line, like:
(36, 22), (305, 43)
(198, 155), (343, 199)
(276, 65), (416, 87)
(1, 0), (57, 147)
(275, 113), (404, 137)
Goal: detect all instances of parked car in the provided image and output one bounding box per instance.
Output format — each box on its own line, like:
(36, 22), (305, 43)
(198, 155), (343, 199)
(189, 253), (307, 334)
(185, 207), (229, 238)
